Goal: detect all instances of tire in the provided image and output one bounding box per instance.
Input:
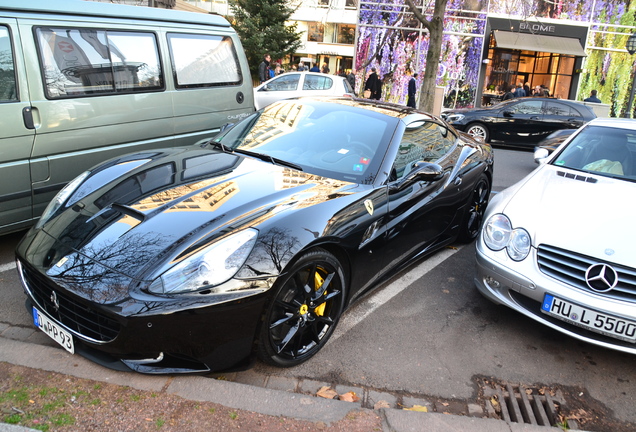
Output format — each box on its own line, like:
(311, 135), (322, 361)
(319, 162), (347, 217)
(457, 174), (491, 243)
(466, 123), (489, 142)
(257, 249), (345, 367)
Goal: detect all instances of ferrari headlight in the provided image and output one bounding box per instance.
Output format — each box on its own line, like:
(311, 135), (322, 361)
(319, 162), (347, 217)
(483, 214), (531, 261)
(148, 228), (258, 295)
(36, 171), (90, 228)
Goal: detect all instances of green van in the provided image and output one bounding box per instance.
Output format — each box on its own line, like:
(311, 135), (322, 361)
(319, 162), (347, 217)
(0, 0), (254, 235)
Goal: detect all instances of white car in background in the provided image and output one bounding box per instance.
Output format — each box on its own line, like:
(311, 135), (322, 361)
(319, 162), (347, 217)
(254, 71), (354, 110)
(475, 118), (636, 354)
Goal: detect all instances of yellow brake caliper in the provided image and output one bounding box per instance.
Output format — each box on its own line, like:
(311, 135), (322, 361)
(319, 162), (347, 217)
(314, 270), (327, 316)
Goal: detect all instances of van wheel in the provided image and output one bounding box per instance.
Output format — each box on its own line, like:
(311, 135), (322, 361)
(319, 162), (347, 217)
(257, 249), (345, 367)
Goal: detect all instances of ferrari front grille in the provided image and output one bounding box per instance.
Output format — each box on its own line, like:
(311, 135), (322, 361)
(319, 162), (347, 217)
(18, 260), (120, 343)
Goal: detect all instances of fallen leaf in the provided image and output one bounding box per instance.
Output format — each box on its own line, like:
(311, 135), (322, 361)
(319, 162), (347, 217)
(441, 402), (449, 406)
(29, 400), (34, 404)
(442, 289), (450, 294)
(339, 391), (360, 403)
(526, 389), (533, 395)
(374, 400), (391, 409)
(404, 405), (428, 412)
(490, 396), (500, 412)
(316, 386), (338, 400)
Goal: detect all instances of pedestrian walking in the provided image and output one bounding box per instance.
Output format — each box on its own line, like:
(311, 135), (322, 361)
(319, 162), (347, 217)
(407, 72), (418, 108)
(364, 67), (382, 100)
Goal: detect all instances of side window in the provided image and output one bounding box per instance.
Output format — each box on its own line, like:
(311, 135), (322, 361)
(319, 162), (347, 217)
(168, 33), (242, 88)
(265, 74), (299, 91)
(0, 26), (17, 102)
(303, 75), (333, 90)
(544, 102), (583, 117)
(392, 121), (456, 180)
(544, 101), (580, 116)
(510, 101), (543, 115)
(36, 27), (162, 98)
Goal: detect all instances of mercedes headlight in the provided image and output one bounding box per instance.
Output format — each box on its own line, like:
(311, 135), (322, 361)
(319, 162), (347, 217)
(447, 113), (465, 122)
(36, 171), (90, 228)
(148, 228), (258, 295)
(483, 214), (531, 261)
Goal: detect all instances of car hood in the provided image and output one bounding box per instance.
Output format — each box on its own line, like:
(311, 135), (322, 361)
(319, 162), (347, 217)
(501, 165), (635, 267)
(34, 147), (359, 286)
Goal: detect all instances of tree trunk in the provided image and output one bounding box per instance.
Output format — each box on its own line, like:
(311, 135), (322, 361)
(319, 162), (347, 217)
(404, 0), (449, 113)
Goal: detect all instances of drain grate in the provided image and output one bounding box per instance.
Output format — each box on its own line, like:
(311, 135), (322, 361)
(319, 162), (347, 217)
(482, 382), (577, 429)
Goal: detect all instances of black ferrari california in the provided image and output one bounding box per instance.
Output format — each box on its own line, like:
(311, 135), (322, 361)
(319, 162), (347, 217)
(16, 98), (493, 374)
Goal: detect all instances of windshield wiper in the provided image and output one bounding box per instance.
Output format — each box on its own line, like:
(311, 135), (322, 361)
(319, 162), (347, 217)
(234, 149), (303, 171)
(207, 140), (233, 153)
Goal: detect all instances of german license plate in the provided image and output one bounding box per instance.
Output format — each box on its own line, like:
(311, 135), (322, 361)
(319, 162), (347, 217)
(542, 294), (636, 343)
(32, 307), (75, 354)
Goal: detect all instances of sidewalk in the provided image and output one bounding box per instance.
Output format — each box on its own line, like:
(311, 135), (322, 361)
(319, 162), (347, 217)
(0, 336), (583, 432)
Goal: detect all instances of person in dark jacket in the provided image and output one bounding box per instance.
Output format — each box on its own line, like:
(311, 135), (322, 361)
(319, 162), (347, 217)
(364, 67), (382, 100)
(346, 69), (356, 89)
(584, 89), (602, 103)
(407, 72), (418, 108)
(502, 83), (515, 101)
(258, 54), (271, 83)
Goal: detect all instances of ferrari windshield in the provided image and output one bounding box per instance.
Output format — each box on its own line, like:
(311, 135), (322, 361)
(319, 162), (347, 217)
(213, 99), (399, 184)
(552, 125), (636, 180)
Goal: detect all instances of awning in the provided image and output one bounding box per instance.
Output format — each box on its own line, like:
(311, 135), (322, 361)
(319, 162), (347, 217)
(493, 30), (587, 56)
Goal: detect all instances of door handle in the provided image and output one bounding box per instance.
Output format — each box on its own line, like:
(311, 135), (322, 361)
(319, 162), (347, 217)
(530, 116), (540, 120)
(454, 177), (462, 186)
(23, 106), (35, 129)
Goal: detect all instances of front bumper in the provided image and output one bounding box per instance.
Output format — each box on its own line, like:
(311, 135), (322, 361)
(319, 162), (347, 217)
(18, 256), (269, 374)
(474, 240), (636, 355)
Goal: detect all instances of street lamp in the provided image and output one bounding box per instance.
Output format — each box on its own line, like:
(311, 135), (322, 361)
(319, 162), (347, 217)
(625, 32), (636, 118)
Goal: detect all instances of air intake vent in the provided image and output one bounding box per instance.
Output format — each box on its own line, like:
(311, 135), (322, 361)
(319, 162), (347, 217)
(556, 170), (597, 183)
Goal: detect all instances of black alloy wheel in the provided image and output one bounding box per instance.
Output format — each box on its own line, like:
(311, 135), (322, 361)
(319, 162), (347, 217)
(458, 174), (491, 242)
(257, 249), (345, 367)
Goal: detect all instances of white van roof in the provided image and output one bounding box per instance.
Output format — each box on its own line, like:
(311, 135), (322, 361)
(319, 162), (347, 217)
(1, 0), (231, 28)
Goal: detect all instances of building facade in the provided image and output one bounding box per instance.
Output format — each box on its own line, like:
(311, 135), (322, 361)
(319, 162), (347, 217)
(356, 0), (636, 116)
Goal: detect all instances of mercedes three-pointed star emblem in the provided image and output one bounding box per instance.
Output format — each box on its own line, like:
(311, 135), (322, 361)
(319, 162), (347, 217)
(585, 263), (618, 293)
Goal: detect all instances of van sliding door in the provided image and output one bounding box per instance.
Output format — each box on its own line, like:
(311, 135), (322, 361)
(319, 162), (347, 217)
(0, 21), (36, 233)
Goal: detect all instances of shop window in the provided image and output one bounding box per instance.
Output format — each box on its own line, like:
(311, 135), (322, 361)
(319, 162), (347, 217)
(337, 24), (356, 44)
(0, 26), (17, 102)
(308, 22), (324, 42)
(37, 27), (163, 98)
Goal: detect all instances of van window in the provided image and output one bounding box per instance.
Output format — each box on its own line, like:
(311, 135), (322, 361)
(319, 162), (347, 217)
(0, 26), (17, 102)
(167, 33), (242, 88)
(36, 27), (163, 98)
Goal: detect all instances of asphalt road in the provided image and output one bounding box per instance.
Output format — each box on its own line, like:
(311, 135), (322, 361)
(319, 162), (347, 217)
(1, 148), (635, 430)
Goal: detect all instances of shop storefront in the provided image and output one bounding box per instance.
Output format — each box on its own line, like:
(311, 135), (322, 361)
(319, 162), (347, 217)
(478, 17), (589, 106)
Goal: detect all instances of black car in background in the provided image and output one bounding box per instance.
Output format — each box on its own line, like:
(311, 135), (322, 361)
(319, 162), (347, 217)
(16, 98), (494, 374)
(441, 98), (596, 148)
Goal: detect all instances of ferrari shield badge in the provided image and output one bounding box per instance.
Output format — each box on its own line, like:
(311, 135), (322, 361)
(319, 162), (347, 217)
(364, 199), (374, 216)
